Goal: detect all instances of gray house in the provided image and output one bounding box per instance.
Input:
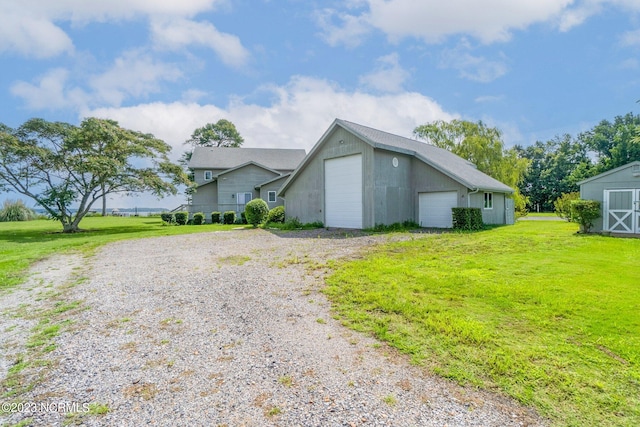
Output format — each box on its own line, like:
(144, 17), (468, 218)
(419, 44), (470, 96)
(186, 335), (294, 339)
(578, 161), (640, 234)
(279, 119), (515, 229)
(188, 147), (306, 215)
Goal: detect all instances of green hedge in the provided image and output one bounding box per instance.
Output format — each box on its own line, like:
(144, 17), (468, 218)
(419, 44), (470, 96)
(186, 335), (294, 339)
(160, 213), (174, 223)
(223, 211), (236, 225)
(452, 207), (484, 231)
(211, 211), (221, 224)
(193, 212), (205, 225)
(174, 211), (189, 225)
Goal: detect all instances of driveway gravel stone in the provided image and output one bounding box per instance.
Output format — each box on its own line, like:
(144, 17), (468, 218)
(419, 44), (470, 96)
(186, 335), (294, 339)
(1, 228), (545, 426)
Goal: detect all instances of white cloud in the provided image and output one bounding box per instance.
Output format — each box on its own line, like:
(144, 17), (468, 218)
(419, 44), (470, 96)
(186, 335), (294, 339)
(89, 51), (183, 106)
(10, 69), (79, 109)
(0, 1), (238, 62)
(315, 8), (372, 48)
(11, 53), (183, 110)
(358, 53), (411, 93)
(620, 29), (640, 47)
(318, 0), (573, 46)
(439, 42), (508, 83)
(87, 75), (456, 157)
(150, 18), (250, 68)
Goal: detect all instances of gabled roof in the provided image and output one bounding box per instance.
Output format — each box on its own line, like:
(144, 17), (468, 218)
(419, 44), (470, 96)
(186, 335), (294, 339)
(216, 161), (281, 178)
(577, 161), (640, 185)
(255, 173), (291, 190)
(188, 147), (306, 171)
(280, 119), (513, 195)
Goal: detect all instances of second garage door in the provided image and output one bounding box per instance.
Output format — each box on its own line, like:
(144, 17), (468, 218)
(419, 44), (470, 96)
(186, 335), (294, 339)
(325, 154), (363, 228)
(418, 191), (457, 228)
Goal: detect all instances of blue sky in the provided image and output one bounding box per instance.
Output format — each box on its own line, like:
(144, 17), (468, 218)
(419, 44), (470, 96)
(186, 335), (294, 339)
(1, 0), (640, 209)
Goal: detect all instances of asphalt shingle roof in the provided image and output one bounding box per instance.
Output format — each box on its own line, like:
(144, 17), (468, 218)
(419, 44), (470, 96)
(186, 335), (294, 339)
(188, 147), (306, 171)
(337, 119), (513, 193)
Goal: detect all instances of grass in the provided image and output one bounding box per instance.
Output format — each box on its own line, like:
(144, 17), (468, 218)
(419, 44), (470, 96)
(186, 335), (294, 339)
(0, 217), (244, 290)
(324, 221), (640, 427)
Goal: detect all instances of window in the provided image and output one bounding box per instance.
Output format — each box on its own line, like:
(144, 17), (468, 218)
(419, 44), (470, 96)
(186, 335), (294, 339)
(484, 192), (493, 209)
(268, 191), (277, 203)
(204, 170), (212, 181)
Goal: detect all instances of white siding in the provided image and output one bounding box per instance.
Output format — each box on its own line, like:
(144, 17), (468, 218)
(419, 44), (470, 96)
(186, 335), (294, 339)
(325, 154), (363, 228)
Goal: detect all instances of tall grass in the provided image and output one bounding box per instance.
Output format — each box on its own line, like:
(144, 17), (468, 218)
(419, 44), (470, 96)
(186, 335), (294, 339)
(325, 221), (640, 426)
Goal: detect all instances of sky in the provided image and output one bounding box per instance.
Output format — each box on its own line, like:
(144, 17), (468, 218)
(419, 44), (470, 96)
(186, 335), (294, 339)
(1, 0), (640, 210)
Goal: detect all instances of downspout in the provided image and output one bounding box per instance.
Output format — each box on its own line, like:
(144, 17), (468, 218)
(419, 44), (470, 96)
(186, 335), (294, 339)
(467, 188), (480, 207)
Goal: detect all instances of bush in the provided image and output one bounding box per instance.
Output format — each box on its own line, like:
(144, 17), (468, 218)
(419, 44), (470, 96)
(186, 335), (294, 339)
(245, 198), (269, 227)
(223, 211), (236, 225)
(266, 206), (285, 224)
(371, 220), (420, 232)
(570, 200), (600, 233)
(160, 212), (174, 224)
(174, 211), (189, 225)
(211, 211), (221, 224)
(281, 217), (303, 230)
(451, 207), (484, 231)
(193, 212), (205, 225)
(554, 192), (580, 221)
(0, 199), (37, 222)
(240, 212), (247, 224)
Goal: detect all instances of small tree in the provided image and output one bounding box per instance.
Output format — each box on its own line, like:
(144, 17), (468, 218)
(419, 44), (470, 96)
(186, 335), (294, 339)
(245, 198), (269, 227)
(554, 192), (580, 221)
(570, 200), (601, 233)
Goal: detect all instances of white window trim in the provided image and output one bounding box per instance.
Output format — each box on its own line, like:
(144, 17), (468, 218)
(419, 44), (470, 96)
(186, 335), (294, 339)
(204, 170), (213, 181)
(268, 191), (277, 203)
(484, 192), (493, 210)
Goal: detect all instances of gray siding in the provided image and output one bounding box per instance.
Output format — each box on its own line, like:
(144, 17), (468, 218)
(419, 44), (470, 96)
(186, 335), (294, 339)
(468, 191), (507, 224)
(373, 150), (413, 225)
(190, 181), (218, 215)
(259, 176), (288, 210)
(218, 164), (279, 214)
(284, 127), (374, 226)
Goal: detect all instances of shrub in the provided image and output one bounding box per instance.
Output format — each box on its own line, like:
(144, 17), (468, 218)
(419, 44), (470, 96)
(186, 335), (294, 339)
(223, 211), (236, 225)
(211, 211), (221, 224)
(371, 220), (420, 232)
(570, 200), (600, 233)
(267, 206), (285, 224)
(174, 211), (189, 225)
(554, 192), (580, 221)
(0, 199), (37, 222)
(281, 217), (303, 230)
(245, 198), (269, 227)
(193, 212), (205, 225)
(451, 207), (484, 231)
(240, 212), (247, 224)
(160, 213), (174, 224)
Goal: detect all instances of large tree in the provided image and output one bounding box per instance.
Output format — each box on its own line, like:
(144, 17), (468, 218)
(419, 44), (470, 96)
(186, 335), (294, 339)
(515, 135), (593, 212)
(414, 120), (530, 212)
(0, 117), (190, 232)
(186, 119), (244, 148)
(579, 112), (640, 172)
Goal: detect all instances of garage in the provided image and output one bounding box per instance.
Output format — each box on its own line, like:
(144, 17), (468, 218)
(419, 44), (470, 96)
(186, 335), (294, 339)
(418, 191), (458, 228)
(324, 154), (362, 228)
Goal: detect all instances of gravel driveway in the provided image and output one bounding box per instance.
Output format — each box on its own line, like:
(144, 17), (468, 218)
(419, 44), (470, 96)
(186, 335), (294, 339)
(1, 229), (544, 426)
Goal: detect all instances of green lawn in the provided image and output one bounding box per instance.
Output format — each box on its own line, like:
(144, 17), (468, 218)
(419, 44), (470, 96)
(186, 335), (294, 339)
(0, 216), (242, 289)
(324, 221), (640, 427)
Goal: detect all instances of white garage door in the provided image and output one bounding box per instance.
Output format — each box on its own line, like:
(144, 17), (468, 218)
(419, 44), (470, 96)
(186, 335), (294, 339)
(325, 154), (362, 228)
(419, 191), (457, 228)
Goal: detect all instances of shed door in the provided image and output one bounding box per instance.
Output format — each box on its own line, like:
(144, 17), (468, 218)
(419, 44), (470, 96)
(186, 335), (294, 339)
(325, 154), (363, 229)
(604, 189), (634, 233)
(418, 191), (457, 228)
(636, 190), (640, 234)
